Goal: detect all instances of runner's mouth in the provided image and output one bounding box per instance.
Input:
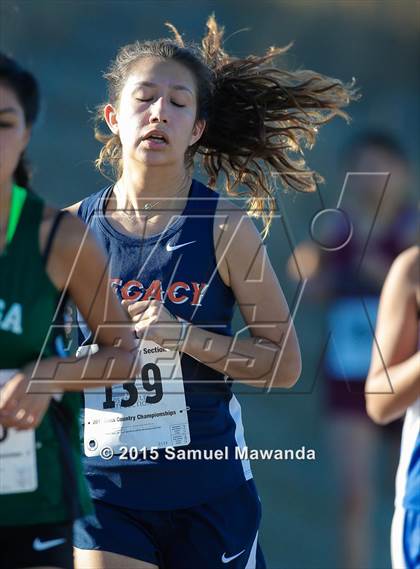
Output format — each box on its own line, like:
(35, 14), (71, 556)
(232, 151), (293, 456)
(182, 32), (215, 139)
(140, 130), (169, 146)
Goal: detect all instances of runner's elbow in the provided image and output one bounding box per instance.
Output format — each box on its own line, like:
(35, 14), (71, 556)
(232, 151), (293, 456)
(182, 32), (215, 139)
(272, 351), (302, 389)
(365, 374), (395, 425)
(365, 393), (394, 425)
(283, 358), (302, 388)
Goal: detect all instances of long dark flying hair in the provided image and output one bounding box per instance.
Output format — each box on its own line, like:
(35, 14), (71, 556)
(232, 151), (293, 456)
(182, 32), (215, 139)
(95, 16), (358, 237)
(0, 53), (40, 189)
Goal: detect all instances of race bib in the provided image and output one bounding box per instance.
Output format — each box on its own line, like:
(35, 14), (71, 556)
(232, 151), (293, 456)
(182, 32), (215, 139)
(80, 342), (190, 456)
(0, 370), (38, 494)
(325, 296), (379, 381)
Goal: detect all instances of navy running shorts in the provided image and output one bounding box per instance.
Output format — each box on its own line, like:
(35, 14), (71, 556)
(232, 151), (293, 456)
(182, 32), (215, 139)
(74, 479), (266, 568)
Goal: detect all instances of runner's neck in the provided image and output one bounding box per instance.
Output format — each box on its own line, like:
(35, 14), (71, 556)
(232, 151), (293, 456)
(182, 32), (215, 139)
(116, 166), (191, 211)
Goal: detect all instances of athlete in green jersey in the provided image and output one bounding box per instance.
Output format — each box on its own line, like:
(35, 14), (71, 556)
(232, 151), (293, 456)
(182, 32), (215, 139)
(0, 54), (137, 569)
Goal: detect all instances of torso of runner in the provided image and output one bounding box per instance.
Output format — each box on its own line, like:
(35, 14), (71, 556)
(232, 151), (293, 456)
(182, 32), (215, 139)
(77, 179), (253, 510)
(0, 187), (92, 526)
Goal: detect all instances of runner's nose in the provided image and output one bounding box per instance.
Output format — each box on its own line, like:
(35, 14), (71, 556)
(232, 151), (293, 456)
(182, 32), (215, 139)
(149, 98), (168, 124)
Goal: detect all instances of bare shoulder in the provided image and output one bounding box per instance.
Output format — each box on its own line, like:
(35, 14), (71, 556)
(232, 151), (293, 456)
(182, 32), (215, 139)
(40, 203), (86, 251)
(52, 211), (97, 257)
(215, 196), (260, 242)
(390, 246), (419, 287)
(378, 246), (420, 318)
(42, 207), (102, 290)
(214, 197), (264, 287)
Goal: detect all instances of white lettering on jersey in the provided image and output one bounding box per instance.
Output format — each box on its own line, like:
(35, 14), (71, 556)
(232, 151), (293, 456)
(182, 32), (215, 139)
(0, 300), (23, 335)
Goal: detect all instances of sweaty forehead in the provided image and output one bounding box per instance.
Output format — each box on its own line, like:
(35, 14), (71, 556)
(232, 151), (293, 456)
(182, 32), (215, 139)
(124, 57), (197, 94)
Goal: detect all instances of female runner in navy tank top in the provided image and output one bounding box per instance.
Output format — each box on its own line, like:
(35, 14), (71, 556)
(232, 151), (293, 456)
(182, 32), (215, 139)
(69, 17), (357, 569)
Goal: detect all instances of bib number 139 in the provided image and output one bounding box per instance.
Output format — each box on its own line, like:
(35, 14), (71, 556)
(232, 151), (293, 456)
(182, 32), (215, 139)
(103, 363), (163, 408)
(82, 340), (191, 454)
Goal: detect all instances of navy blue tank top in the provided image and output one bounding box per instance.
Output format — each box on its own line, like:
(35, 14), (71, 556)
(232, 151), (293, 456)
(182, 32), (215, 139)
(77, 179), (253, 510)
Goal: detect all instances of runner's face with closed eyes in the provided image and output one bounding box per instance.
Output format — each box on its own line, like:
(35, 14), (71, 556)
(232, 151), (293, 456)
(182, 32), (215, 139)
(105, 57), (206, 169)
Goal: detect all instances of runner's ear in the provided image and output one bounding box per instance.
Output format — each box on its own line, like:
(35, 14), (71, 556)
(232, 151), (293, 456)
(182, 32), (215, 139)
(189, 119), (206, 146)
(104, 104), (119, 135)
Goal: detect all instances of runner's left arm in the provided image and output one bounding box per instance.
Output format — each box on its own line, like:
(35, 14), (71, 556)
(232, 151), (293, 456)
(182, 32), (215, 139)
(365, 247), (420, 425)
(126, 210), (301, 389)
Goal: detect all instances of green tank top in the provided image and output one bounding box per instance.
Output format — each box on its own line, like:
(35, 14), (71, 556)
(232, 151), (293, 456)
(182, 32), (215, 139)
(0, 188), (93, 526)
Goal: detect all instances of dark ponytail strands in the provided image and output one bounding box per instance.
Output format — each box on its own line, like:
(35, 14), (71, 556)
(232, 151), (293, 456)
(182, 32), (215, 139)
(196, 18), (358, 236)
